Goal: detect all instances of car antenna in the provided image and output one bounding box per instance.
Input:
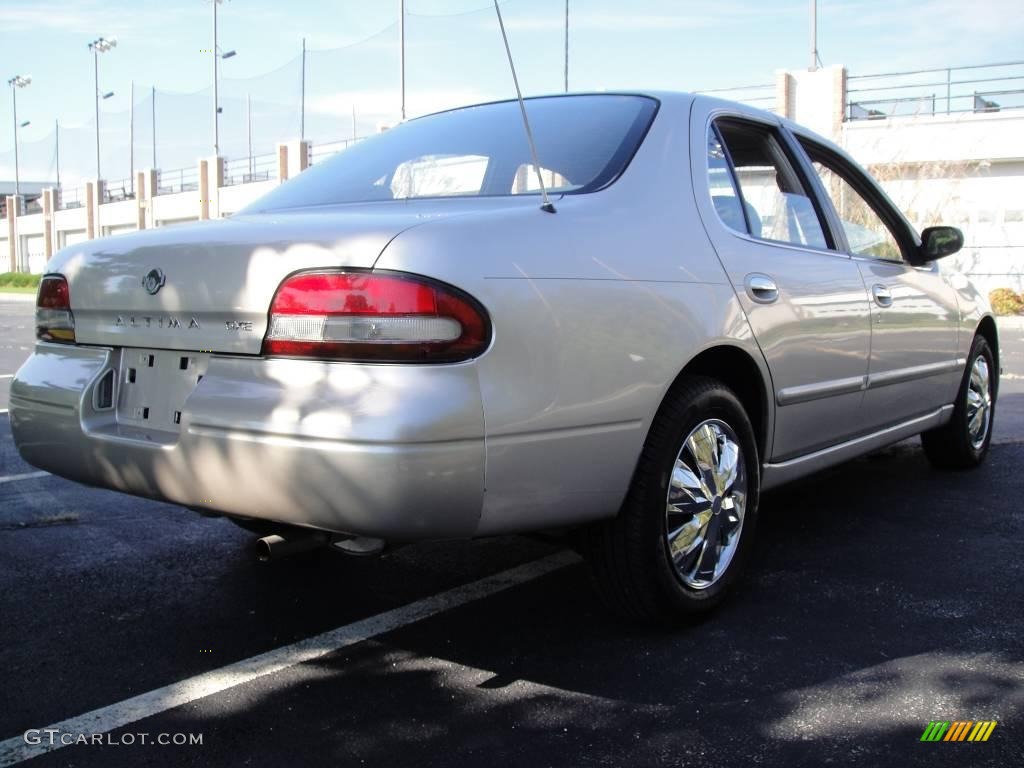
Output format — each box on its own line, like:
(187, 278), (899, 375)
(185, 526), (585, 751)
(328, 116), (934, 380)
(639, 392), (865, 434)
(492, 0), (556, 214)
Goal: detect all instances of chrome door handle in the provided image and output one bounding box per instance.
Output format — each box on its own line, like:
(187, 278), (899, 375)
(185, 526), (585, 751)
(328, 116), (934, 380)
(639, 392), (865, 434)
(872, 284), (893, 308)
(744, 274), (778, 304)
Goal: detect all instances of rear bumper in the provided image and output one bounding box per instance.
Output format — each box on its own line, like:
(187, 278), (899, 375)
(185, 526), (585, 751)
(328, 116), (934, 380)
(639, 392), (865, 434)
(10, 343), (486, 540)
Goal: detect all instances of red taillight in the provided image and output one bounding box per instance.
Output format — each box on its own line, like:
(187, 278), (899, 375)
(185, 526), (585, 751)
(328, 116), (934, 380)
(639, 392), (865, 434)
(36, 275), (76, 343)
(262, 270), (491, 362)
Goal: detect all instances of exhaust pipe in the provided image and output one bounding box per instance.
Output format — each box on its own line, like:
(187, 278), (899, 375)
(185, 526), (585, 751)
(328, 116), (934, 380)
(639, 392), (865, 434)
(256, 531), (329, 562)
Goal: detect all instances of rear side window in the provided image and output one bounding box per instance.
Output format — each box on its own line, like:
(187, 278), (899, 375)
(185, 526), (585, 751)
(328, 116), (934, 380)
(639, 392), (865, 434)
(245, 95), (658, 212)
(708, 120), (830, 250)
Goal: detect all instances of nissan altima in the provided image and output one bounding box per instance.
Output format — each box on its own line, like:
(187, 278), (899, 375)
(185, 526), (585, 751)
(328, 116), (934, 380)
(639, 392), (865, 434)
(10, 92), (998, 622)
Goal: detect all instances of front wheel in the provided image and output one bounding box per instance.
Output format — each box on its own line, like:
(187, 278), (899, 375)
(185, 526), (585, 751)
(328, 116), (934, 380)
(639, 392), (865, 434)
(583, 376), (760, 623)
(921, 335), (997, 470)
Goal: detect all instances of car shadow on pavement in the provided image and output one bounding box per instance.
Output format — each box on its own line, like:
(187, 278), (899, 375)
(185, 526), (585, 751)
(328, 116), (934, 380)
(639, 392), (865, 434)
(54, 442), (1023, 768)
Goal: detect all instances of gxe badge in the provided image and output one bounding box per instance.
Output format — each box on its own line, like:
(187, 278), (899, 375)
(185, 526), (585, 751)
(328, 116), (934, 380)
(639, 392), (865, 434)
(142, 268), (166, 295)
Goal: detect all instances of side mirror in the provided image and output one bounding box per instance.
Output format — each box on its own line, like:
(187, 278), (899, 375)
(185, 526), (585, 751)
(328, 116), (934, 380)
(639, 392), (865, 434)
(918, 226), (964, 263)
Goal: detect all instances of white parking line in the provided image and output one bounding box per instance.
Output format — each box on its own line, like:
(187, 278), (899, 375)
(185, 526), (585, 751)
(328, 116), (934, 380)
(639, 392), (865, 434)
(0, 550), (579, 767)
(0, 374), (14, 379)
(0, 471), (49, 485)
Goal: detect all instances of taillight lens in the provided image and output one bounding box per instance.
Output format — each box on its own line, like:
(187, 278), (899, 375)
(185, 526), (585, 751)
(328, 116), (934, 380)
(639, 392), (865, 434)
(262, 270), (491, 362)
(36, 275), (76, 343)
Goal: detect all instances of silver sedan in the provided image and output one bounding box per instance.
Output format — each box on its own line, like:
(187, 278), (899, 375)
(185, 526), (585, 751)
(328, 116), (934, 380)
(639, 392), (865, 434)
(11, 92), (998, 622)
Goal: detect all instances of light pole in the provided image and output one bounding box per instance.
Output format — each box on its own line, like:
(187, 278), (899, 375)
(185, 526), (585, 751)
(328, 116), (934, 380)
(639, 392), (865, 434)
(212, 0), (236, 156)
(399, 0), (405, 120)
(564, 0), (569, 93)
(88, 36), (117, 180)
(809, 0), (819, 71)
(7, 75), (31, 197)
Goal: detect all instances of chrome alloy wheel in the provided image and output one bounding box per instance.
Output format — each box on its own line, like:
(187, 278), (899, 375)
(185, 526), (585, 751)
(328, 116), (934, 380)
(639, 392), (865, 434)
(966, 356), (993, 449)
(665, 419), (747, 590)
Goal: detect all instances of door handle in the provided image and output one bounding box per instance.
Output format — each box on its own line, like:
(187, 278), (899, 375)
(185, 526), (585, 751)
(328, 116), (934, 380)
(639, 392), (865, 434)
(744, 273), (778, 304)
(872, 284), (894, 308)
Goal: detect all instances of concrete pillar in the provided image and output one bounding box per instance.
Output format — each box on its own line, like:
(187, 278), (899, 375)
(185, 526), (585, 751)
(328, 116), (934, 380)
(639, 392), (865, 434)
(135, 172), (147, 230)
(198, 159), (210, 220)
(830, 66), (848, 138)
(276, 143), (288, 183)
(142, 169), (158, 229)
(42, 189), (56, 261)
(85, 182), (95, 240)
(91, 180), (105, 239)
(786, 65), (848, 140)
(286, 140), (310, 180)
(775, 71), (795, 120)
(208, 156), (224, 219)
(5, 196), (18, 272)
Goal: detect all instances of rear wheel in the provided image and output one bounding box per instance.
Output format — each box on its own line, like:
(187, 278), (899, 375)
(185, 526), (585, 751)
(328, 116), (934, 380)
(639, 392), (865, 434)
(583, 376), (760, 623)
(921, 335), (996, 470)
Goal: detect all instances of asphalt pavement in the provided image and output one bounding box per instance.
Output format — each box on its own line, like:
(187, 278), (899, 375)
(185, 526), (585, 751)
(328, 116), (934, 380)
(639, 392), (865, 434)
(1, 296), (1022, 767)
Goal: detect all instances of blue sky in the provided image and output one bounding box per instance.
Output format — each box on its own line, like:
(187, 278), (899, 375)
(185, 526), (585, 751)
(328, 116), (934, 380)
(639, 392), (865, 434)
(2, 0), (1022, 182)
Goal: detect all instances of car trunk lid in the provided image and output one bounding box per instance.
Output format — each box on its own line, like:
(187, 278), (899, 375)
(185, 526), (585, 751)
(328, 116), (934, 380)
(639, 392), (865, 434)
(50, 208), (434, 355)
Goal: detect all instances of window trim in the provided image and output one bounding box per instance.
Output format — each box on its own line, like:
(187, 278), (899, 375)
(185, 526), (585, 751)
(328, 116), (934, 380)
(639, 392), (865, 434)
(709, 117), (838, 252)
(244, 94), (661, 213)
(793, 135), (920, 265)
(708, 122), (752, 234)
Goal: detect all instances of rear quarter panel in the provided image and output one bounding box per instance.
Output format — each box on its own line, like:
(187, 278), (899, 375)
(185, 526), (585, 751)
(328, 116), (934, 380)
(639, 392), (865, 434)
(375, 95), (770, 534)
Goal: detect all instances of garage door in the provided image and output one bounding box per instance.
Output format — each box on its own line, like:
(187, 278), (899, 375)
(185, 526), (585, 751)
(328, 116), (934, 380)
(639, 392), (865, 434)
(61, 230), (89, 249)
(24, 235), (46, 274)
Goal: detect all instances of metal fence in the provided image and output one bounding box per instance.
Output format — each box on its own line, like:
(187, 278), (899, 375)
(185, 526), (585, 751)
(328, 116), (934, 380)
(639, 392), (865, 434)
(695, 82), (776, 111)
(103, 177), (136, 203)
(157, 166), (200, 195)
(58, 186), (85, 211)
(846, 60), (1024, 120)
(309, 137), (365, 165)
(223, 152), (277, 187)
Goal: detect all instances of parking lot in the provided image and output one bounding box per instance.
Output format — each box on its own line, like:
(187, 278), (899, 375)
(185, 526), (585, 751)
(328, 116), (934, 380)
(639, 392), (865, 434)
(1, 294), (1022, 767)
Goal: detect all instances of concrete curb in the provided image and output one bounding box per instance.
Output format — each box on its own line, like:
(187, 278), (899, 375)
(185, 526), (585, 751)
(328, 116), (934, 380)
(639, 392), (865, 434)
(997, 316), (1024, 332)
(0, 293), (36, 303)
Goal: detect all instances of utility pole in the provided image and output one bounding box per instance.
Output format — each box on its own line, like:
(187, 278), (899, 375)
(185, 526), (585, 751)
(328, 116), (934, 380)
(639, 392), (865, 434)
(129, 79), (134, 195)
(55, 119), (60, 191)
(399, 0), (406, 120)
(564, 0), (569, 93)
(809, 0), (819, 71)
(88, 37), (116, 180)
(247, 92), (253, 179)
(151, 86), (156, 168)
(7, 75), (31, 196)
(213, 0), (220, 155)
(300, 38), (306, 141)
(94, 47), (101, 175)
(10, 85), (17, 197)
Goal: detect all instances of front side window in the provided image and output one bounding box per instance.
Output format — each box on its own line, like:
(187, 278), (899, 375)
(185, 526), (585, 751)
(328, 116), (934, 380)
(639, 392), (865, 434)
(804, 152), (904, 262)
(709, 120), (829, 250)
(244, 95), (658, 212)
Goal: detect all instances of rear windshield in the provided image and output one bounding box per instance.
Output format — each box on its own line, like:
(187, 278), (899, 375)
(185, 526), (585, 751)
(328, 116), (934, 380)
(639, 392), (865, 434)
(244, 94), (658, 212)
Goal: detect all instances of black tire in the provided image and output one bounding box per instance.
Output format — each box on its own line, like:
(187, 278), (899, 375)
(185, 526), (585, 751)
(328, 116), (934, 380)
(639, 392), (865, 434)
(921, 335), (997, 470)
(582, 376), (760, 624)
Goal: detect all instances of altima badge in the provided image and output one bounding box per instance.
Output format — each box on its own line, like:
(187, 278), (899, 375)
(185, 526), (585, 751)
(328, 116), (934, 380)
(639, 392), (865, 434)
(142, 268), (166, 295)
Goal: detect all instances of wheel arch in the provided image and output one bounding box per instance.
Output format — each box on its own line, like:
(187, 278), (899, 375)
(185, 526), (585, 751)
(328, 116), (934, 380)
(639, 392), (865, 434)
(975, 314), (1000, 397)
(653, 343), (773, 462)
